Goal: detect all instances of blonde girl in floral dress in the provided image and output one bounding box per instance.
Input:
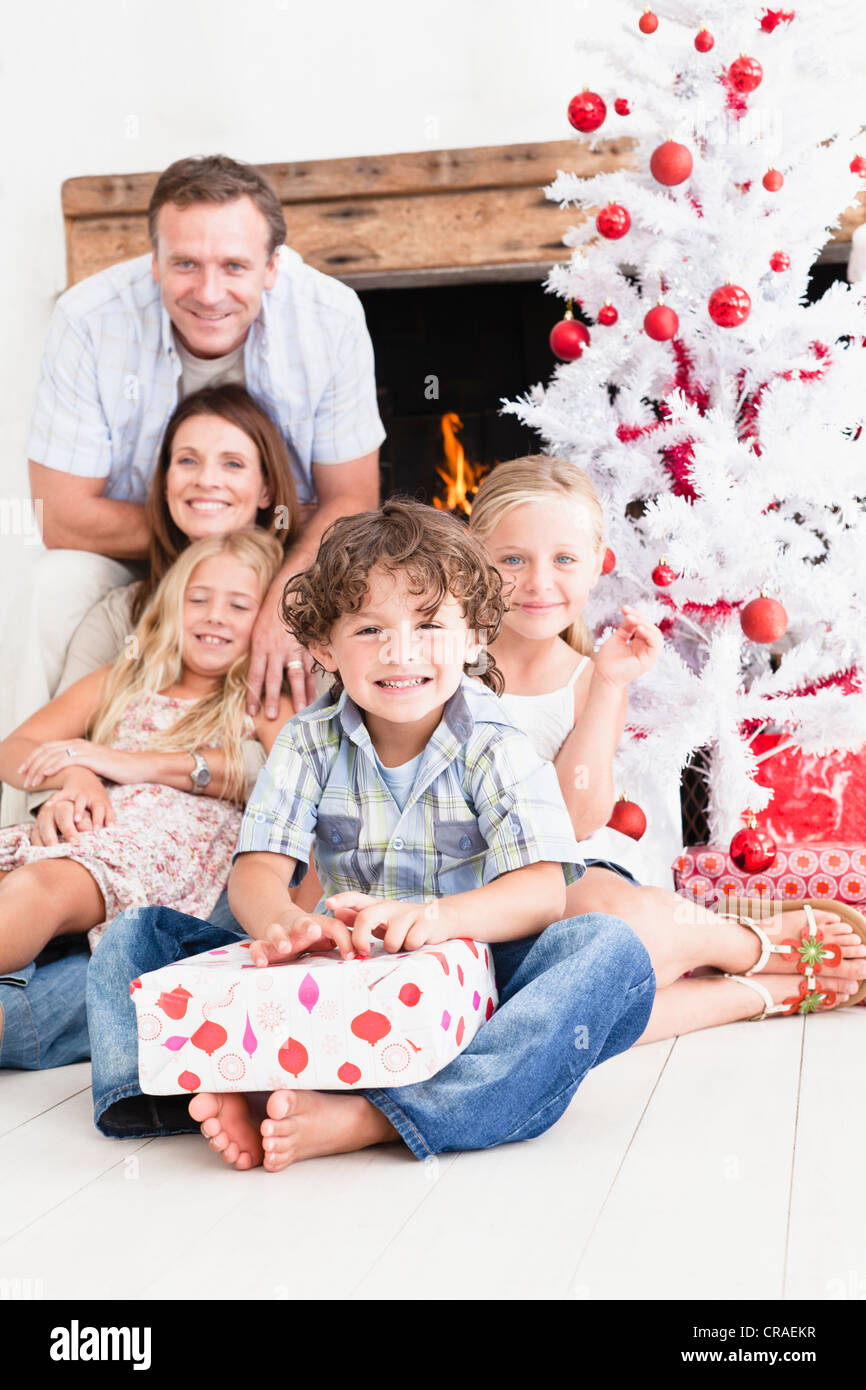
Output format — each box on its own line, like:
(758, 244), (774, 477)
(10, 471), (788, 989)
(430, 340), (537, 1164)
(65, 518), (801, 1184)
(0, 529), (292, 973)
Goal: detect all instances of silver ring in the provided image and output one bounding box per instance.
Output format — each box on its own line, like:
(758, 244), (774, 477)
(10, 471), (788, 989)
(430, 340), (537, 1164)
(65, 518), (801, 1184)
(66, 747), (76, 758)
(287, 659), (304, 670)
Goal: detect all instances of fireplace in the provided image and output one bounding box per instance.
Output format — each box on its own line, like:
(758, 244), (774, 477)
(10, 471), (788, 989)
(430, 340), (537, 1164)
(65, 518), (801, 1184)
(359, 277), (561, 508)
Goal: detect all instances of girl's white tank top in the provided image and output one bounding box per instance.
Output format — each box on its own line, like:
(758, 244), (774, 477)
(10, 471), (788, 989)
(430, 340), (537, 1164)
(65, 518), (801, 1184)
(498, 656), (589, 763)
(498, 655), (644, 879)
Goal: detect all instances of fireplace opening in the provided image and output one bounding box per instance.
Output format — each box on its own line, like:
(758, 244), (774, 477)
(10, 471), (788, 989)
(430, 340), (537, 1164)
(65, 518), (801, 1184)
(359, 278), (560, 508)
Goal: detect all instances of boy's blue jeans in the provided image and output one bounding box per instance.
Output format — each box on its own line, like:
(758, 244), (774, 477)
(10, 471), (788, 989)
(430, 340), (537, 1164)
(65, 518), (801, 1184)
(87, 901), (655, 1158)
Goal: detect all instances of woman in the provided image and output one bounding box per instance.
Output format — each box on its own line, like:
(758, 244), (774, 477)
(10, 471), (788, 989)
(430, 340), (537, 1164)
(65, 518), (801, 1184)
(55, 383), (301, 692)
(0, 385), (302, 1072)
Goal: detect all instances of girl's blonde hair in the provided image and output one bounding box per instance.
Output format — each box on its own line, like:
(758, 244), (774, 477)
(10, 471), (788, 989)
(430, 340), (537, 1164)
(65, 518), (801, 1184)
(90, 529), (283, 801)
(469, 455), (605, 656)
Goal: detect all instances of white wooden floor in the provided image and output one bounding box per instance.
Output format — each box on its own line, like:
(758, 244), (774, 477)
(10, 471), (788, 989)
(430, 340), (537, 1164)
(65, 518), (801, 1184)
(2, 1010), (864, 1301)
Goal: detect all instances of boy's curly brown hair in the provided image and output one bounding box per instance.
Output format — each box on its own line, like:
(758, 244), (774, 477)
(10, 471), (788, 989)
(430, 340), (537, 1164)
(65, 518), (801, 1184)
(281, 497), (505, 695)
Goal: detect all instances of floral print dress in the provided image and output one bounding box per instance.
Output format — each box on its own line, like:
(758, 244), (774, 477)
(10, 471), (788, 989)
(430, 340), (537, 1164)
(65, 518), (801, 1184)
(0, 691), (254, 947)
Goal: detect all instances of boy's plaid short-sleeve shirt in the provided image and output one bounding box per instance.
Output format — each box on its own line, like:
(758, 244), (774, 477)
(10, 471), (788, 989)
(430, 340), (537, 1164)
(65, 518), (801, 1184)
(235, 676), (586, 908)
(27, 246), (385, 507)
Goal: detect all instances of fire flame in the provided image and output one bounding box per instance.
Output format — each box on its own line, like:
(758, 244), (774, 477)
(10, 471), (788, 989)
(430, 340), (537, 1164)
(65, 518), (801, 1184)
(433, 412), (488, 514)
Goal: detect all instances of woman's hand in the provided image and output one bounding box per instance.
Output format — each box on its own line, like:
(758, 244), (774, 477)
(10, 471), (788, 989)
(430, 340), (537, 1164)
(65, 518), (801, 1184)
(29, 769), (115, 846)
(18, 739), (140, 789)
(593, 606), (663, 689)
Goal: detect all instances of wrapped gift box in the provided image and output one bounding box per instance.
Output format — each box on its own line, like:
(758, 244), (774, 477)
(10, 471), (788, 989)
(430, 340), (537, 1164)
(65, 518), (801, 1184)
(672, 844), (866, 907)
(132, 937), (497, 1095)
(750, 735), (866, 843)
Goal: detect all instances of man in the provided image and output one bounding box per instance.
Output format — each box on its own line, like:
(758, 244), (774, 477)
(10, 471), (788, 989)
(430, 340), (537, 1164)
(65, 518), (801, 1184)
(24, 152), (383, 731)
(0, 154), (383, 1069)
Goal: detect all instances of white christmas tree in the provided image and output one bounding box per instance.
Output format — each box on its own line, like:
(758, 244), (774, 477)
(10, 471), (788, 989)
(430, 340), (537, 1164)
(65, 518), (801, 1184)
(505, 0), (866, 847)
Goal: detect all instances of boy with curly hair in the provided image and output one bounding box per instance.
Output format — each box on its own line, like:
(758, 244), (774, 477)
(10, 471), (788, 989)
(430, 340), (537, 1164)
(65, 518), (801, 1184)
(88, 498), (655, 1166)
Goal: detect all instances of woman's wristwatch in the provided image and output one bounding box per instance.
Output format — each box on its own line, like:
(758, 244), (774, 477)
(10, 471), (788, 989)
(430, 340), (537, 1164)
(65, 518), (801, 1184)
(189, 750), (212, 793)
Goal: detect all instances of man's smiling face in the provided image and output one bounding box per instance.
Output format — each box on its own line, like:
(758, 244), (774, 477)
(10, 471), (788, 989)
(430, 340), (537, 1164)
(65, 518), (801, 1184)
(152, 195), (280, 359)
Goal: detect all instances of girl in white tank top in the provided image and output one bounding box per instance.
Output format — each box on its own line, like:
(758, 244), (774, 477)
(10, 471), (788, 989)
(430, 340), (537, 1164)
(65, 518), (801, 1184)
(471, 462), (661, 888)
(468, 458), (866, 1038)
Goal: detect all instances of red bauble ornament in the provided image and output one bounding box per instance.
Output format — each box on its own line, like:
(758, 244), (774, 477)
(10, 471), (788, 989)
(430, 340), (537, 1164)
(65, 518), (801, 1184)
(740, 595), (788, 643)
(549, 315), (590, 361)
(638, 8), (658, 33)
(614, 98), (630, 116)
(762, 168), (784, 191)
(596, 203), (631, 239)
(850, 155), (866, 177)
(568, 90), (607, 133)
(644, 303), (679, 341)
(769, 251), (790, 272)
(694, 26), (715, 52)
(708, 283), (751, 327)
(652, 561), (677, 587)
(728, 55), (763, 93)
(607, 798), (647, 841)
(729, 819), (777, 873)
(597, 302), (618, 326)
(602, 547), (616, 574)
(650, 140), (694, 186)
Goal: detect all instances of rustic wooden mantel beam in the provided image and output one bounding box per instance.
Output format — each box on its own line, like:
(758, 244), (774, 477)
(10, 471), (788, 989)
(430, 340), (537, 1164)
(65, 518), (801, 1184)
(61, 139), (863, 289)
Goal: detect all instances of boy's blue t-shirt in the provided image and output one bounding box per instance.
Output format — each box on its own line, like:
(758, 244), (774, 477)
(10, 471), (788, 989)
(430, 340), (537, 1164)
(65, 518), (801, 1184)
(372, 749), (425, 813)
(235, 674), (586, 909)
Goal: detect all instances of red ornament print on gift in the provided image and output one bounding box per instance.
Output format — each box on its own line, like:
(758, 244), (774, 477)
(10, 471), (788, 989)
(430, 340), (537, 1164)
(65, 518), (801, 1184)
(278, 1037), (309, 1076)
(350, 1010), (391, 1046)
(177, 1071), (200, 1092)
(337, 1062), (362, 1085)
(157, 985), (193, 1019)
(191, 1020), (227, 1056)
(398, 982), (422, 1007)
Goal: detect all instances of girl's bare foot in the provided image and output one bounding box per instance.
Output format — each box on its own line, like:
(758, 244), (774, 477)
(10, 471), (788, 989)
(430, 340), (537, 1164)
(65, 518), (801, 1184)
(260, 1089), (398, 1173)
(189, 1093), (264, 1170)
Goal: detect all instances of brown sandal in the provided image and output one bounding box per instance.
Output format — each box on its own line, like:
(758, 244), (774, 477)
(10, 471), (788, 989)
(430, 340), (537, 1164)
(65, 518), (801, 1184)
(716, 897), (866, 1011)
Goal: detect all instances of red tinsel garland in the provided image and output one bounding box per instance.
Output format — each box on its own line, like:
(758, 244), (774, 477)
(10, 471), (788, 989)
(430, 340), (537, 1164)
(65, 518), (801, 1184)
(739, 667), (863, 739)
(661, 439), (699, 501)
(671, 338), (711, 413)
(760, 9), (795, 32)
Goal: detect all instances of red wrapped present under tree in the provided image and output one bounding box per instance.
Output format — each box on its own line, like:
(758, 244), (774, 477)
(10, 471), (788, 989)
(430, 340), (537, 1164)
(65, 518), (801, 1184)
(749, 734), (866, 843)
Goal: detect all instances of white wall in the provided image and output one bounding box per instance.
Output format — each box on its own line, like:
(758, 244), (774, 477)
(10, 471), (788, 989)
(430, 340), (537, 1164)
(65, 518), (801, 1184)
(1, 0), (621, 504)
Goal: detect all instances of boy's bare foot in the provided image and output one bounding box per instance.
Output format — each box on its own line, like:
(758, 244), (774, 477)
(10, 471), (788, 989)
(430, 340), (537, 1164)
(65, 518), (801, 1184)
(260, 1089), (399, 1173)
(726, 909), (866, 981)
(189, 1093), (264, 1170)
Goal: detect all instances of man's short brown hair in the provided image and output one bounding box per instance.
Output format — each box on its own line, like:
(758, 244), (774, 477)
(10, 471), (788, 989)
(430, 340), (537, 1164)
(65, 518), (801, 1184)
(147, 154), (287, 257)
(283, 498), (505, 695)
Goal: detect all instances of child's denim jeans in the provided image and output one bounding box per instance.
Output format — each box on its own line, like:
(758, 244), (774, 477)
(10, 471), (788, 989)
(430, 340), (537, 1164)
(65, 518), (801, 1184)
(87, 900), (655, 1157)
